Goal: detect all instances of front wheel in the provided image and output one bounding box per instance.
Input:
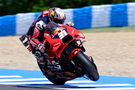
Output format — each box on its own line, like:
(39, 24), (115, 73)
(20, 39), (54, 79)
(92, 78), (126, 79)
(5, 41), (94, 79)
(73, 52), (99, 81)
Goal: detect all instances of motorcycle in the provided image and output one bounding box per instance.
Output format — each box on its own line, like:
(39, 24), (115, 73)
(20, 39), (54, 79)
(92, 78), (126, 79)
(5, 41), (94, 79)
(19, 21), (99, 85)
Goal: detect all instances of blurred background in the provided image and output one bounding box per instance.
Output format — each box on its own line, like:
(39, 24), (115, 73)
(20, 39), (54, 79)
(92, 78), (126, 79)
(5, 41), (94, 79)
(0, 0), (135, 16)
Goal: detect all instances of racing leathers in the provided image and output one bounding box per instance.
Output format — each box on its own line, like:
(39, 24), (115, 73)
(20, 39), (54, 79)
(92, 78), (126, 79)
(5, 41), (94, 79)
(26, 10), (51, 63)
(20, 10), (73, 64)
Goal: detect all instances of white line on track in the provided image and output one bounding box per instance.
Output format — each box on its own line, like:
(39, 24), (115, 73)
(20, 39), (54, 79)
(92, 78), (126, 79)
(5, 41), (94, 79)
(0, 81), (52, 85)
(66, 80), (95, 83)
(0, 78), (48, 82)
(74, 84), (134, 87)
(0, 81), (133, 87)
(0, 75), (22, 78)
(63, 87), (135, 90)
(0, 78), (95, 83)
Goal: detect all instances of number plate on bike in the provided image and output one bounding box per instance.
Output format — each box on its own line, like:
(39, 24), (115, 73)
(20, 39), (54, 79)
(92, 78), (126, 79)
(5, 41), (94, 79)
(58, 30), (68, 39)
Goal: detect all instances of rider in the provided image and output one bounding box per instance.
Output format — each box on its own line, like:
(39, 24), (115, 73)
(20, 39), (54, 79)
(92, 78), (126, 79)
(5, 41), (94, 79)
(20, 7), (72, 63)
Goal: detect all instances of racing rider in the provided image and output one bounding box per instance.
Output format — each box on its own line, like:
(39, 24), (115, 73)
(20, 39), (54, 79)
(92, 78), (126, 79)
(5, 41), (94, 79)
(20, 7), (73, 64)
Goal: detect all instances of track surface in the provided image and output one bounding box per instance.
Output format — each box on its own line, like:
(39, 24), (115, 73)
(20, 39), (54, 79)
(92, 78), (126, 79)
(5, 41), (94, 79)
(0, 69), (135, 90)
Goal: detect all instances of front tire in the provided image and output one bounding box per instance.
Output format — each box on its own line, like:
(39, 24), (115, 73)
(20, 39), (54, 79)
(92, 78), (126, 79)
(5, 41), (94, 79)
(73, 52), (99, 81)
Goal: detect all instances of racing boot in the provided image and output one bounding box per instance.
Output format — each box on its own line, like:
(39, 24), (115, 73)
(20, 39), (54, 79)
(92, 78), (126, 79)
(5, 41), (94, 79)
(19, 34), (29, 47)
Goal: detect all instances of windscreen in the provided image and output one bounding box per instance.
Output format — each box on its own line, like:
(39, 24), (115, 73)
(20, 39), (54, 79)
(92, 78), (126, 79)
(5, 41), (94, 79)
(46, 21), (60, 34)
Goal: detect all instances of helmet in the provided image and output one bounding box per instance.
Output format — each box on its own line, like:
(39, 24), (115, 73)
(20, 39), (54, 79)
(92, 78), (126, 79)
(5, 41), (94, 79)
(49, 8), (66, 24)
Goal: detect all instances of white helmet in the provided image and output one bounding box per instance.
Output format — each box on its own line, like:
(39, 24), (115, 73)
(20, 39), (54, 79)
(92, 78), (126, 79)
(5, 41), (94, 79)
(49, 7), (66, 24)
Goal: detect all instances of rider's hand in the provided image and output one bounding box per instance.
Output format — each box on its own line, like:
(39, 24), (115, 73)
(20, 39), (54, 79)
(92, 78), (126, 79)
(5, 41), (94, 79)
(66, 22), (74, 27)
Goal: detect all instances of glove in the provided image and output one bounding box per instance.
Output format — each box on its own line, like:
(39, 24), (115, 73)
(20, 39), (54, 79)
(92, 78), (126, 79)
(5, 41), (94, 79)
(66, 22), (74, 27)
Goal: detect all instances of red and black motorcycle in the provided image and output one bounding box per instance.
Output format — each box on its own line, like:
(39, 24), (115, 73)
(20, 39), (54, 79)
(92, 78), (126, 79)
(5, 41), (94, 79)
(20, 21), (99, 85)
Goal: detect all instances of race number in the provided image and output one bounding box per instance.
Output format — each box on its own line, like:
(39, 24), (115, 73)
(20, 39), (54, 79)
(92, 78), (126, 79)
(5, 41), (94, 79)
(58, 30), (68, 39)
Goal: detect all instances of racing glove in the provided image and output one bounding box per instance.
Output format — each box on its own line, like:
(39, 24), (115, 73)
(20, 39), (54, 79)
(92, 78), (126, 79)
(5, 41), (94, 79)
(66, 22), (74, 27)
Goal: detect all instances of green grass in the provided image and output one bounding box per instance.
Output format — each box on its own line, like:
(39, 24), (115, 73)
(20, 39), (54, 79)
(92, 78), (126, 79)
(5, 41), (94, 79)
(80, 26), (135, 33)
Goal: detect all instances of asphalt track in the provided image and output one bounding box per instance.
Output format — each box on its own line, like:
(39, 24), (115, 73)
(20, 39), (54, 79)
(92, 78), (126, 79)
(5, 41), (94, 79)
(0, 85), (55, 90)
(0, 69), (135, 90)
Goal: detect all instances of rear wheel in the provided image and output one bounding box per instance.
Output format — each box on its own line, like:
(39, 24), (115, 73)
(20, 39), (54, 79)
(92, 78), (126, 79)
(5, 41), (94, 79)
(73, 52), (99, 81)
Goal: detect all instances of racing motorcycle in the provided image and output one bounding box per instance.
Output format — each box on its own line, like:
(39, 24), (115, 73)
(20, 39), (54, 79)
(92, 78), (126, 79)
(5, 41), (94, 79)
(20, 21), (99, 85)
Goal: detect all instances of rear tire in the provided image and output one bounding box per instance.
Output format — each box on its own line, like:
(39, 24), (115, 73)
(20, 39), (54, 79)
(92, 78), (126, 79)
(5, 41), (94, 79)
(73, 52), (99, 81)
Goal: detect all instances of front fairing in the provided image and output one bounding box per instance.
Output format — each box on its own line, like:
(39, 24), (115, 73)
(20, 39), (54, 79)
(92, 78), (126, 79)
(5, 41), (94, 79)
(45, 21), (85, 59)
